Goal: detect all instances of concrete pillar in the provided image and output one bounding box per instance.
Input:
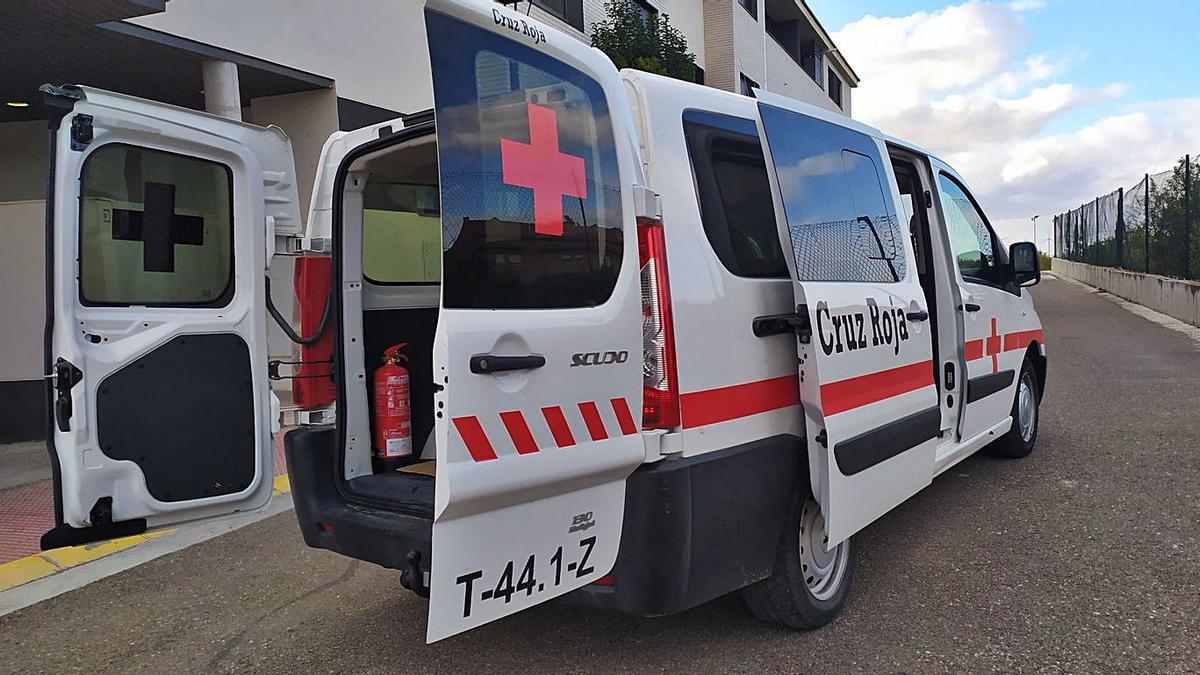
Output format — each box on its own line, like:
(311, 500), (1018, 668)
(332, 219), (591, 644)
(201, 60), (241, 121)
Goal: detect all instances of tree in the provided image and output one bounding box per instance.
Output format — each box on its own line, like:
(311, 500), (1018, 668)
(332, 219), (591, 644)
(590, 0), (698, 82)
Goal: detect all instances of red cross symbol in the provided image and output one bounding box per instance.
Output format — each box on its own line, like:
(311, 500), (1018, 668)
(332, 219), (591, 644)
(985, 317), (1002, 373)
(500, 102), (588, 237)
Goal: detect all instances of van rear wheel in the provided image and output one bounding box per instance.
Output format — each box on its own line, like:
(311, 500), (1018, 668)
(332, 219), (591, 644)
(742, 489), (855, 629)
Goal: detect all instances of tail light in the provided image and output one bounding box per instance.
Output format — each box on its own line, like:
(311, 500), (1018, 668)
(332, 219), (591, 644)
(638, 217), (680, 429)
(293, 254), (335, 409)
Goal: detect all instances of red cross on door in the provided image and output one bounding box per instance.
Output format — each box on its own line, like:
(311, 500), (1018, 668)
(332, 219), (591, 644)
(500, 102), (588, 237)
(985, 317), (1002, 373)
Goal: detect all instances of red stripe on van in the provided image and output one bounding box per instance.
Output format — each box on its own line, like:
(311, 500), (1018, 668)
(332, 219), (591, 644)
(541, 406), (576, 448)
(452, 416), (498, 462)
(578, 402), (609, 441)
(964, 339), (984, 361)
(819, 360), (935, 416)
(499, 410), (539, 455)
(680, 374), (801, 429)
(1004, 328), (1044, 351)
(610, 397), (638, 436)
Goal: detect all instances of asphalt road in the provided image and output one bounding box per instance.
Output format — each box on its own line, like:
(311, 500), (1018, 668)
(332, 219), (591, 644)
(3, 277), (1198, 673)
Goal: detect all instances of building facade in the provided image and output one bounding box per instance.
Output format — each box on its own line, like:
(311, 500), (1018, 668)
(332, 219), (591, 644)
(0, 0), (855, 441)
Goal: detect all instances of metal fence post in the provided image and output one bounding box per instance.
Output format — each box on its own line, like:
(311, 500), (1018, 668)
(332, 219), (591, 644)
(1185, 154), (1192, 278)
(1116, 187), (1125, 268)
(1094, 196), (1101, 265)
(1145, 173), (1151, 273)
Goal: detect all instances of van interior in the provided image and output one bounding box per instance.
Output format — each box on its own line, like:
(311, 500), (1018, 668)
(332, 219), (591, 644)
(336, 126), (441, 514)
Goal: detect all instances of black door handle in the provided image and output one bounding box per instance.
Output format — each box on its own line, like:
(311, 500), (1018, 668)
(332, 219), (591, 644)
(470, 353), (546, 374)
(905, 310), (929, 322)
(958, 302), (982, 312)
(753, 307), (812, 343)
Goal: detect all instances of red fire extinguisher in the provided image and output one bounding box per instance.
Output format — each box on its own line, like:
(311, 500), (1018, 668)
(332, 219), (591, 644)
(373, 344), (412, 470)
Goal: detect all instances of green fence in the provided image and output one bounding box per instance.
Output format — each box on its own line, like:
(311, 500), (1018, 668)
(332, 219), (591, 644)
(1054, 153), (1200, 281)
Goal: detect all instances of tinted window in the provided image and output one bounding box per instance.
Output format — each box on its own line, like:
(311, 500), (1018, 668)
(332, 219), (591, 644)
(79, 144), (233, 306)
(758, 104), (906, 283)
(362, 183), (441, 284)
(937, 173), (1006, 285)
(683, 111), (787, 277)
(427, 11), (623, 309)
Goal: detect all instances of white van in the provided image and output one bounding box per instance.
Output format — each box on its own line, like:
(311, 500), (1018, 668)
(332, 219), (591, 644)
(40, 0), (1047, 643)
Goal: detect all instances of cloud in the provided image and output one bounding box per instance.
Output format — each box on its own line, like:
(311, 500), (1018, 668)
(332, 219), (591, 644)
(832, 1), (1195, 247)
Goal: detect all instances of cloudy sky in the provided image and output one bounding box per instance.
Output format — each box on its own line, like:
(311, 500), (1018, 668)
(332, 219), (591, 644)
(806, 0), (1200, 250)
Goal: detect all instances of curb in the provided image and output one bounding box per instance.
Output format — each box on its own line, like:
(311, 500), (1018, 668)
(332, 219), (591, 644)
(0, 473), (291, 595)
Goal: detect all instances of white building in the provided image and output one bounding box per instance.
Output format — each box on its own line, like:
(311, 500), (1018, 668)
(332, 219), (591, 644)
(0, 0), (856, 442)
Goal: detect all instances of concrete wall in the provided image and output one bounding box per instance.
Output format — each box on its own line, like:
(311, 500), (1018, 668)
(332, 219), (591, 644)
(1052, 258), (1200, 328)
(0, 200), (46, 382)
(764, 32), (841, 115)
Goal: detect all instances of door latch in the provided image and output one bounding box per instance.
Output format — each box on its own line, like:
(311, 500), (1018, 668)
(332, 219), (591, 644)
(51, 358), (83, 432)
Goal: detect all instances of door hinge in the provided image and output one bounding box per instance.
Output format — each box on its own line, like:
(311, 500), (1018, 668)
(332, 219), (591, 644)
(815, 428), (828, 448)
(70, 114), (93, 151)
(51, 358), (83, 432)
(632, 184), (662, 222)
(752, 304), (812, 342)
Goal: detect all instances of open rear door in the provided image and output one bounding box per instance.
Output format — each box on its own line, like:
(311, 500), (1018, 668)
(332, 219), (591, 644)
(755, 93), (940, 545)
(424, 0), (645, 642)
(42, 86), (300, 548)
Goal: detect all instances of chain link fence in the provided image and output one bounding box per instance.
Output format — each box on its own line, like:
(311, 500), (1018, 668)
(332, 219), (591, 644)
(1054, 153), (1200, 280)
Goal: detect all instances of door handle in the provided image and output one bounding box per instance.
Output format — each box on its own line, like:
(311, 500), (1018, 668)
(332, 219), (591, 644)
(469, 353), (546, 374)
(958, 302), (982, 313)
(753, 306), (812, 343)
(905, 310), (929, 322)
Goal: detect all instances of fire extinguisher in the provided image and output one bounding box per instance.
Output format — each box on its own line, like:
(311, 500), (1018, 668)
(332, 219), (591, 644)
(373, 343), (412, 472)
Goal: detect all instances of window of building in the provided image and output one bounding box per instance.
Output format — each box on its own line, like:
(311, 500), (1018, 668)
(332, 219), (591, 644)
(738, 0), (757, 19)
(758, 103), (907, 283)
(683, 110), (787, 278)
(937, 173), (1008, 286)
(428, 11), (623, 309)
(800, 41), (823, 87)
(362, 183), (441, 284)
(530, 0), (584, 32)
(738, 73), (760, 97)
(79, 144), (234, 306)
(827, 67), (843, 108)
(629, 0), (657, 25)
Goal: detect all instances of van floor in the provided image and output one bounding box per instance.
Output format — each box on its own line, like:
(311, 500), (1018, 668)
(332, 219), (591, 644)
(347, 462), (435, 517)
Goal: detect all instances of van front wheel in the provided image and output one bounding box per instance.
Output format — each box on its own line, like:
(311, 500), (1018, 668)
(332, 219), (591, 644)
(742, 490), (856, 629)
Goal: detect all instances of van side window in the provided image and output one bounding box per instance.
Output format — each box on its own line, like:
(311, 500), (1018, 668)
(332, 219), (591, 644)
(937, 173), (1006, 285)
(79, 144), (234, 306)
(682, 111), (788, 278)
(427, 12), (624, 309)
(758, 104), (907, 283)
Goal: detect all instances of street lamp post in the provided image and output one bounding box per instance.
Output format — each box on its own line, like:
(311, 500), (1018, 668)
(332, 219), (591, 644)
(1031, 214), (1040, 249)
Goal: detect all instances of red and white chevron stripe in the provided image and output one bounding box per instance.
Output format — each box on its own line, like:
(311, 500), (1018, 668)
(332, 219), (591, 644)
(451, 397), (639, 462)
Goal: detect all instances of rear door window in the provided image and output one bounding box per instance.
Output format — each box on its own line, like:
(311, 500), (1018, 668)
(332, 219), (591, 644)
(427, 11), (624, 309)
(683, 110), (788, 278)
(79, 144), (233, 306)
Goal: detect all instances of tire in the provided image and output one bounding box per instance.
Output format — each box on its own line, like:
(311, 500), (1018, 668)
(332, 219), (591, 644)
(989, 356), (1040, 458)
(742, 488), (856, 629)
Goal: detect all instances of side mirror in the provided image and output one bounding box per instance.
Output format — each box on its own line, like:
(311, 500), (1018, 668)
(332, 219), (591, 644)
(1010, 241), (1040, 287)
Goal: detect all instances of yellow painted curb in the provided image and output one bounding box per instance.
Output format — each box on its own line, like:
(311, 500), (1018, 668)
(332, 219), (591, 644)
(1, 476), (291, 594)
(0, 528), (174, 594)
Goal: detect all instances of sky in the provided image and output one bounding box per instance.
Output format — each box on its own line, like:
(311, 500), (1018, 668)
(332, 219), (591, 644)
(806, 0), (1200, 249)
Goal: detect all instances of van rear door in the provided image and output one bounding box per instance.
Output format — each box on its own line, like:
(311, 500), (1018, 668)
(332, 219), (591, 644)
(754, 92), (940, 545)
(42, 86), (300, 547)
(423, 0), (646, 642)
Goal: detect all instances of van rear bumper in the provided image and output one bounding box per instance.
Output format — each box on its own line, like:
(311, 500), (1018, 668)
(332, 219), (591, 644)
(564, 435), (803, 617)
(284, 427), (432, 581)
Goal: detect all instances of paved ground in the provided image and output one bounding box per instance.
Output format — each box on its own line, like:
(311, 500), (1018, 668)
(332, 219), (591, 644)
(2, 277), (1198, 673)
